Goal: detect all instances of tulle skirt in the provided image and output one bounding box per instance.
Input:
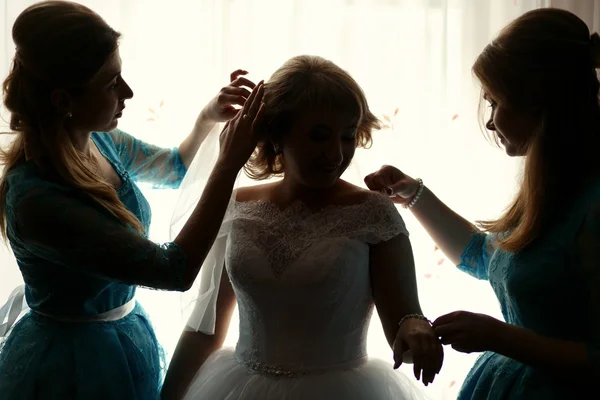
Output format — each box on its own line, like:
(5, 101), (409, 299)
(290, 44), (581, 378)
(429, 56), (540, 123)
(183, 348), (427, 400)
(458, 351), (593, 400)
(0, 302), (163, 400)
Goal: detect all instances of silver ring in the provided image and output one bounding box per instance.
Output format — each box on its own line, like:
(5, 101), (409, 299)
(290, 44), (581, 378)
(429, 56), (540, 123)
(242, 114), (250, 120)
(386, 186), (395, 196)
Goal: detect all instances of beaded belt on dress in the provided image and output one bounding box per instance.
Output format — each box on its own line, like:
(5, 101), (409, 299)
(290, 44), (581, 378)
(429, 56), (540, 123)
(240, 355), (368, 378)
(33, 298), (136, 323)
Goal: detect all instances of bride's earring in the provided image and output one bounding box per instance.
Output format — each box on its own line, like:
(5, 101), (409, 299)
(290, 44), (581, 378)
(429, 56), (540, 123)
(273, 143), (283, 155)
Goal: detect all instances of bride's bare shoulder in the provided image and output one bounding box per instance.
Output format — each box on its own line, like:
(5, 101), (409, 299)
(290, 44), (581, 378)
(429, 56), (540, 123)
(333, 180), (385, 206)
(236, 182), (278, 203)
(235, 179), (387, 207)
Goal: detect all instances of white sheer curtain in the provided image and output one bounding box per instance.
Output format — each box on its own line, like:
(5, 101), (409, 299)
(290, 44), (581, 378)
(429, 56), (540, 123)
(1, 0), (596, 398)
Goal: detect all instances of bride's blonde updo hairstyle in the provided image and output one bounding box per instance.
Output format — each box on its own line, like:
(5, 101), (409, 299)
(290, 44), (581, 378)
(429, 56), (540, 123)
(244, 55), (380, 180)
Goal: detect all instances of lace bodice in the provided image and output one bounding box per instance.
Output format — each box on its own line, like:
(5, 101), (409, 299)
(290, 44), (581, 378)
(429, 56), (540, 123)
(225, 192), (408, 371)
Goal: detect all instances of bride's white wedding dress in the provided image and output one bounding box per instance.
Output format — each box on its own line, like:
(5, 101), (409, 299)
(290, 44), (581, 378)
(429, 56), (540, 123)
(183, 192), (426, 399)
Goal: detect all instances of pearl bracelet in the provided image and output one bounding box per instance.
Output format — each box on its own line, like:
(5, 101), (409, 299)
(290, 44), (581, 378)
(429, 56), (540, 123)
(398, 313), (431, 328)
(403, 178), (424, 209)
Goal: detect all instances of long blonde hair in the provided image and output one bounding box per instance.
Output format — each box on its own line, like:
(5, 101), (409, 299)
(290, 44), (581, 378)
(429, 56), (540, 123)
(0, 1), (143, 239)
(473, 8), (600, 252)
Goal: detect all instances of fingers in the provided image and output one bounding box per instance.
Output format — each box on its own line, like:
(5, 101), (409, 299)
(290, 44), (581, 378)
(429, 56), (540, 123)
(215, 86), (256, 122)
(377, 176), (405, 198)
(230, 76), (256, 90)
(419, 337), (440, 386)
(435, 341), (444, 374)
(434, 322), (465, 349)
(217, 94), (247, 109)
(245, 82), (264, 120)
(451, 341), (469, 353)
(432, 321), (451, 336)
(410, 340), (423, 382)
(444, 332), (470, 353)
(364, 173), (375, 191)
(222, 86), (252, 100)
(251, 103), (265, 130)
(392, 338), (405, 369)
(433, 322), (459, 344)
(364, 165), (407, 193)
(364, 169), (398, 191)
(432, 311), (460, 328)
(364, 173), (378, 190)
(439, 334), (457, 346)
(241, 81), (263, 116)
(397, 330), (424, 381)
(390, 196), (409, 205)
(364, 172), (389, 192)
(420, 337), (434, 385)
(388, 180), (413, 197)
(229, 69), (248, 83)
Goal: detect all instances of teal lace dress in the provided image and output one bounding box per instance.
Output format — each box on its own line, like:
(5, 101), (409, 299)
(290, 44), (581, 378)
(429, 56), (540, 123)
(0, 130), (188, 399)
(456, 180), (600, 399)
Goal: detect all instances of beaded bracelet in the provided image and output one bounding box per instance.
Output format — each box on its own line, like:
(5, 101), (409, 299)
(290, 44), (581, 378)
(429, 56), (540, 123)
(403, 178), (424, 209)
(398, 313), (431, 328)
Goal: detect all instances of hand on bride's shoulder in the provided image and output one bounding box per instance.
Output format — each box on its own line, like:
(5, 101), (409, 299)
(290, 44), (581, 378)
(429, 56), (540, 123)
(334, 182), (403, 221)
(234, 180), (394, 210)
(330, 180), (389, 206)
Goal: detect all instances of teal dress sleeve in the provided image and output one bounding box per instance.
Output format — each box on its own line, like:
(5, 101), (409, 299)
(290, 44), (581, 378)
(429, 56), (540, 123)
(108, 129), (187, 188)
(11, 184), (188, 292)
(0, 157), (185, 399)
(456, 232), (494, 280)
(577, 200), (600, 376)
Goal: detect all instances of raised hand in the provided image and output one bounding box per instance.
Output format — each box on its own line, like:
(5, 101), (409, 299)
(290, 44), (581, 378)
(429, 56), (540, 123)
(203, 69), (257, 123)
(393, 317), (444, 386)
(217, 81), (265, 170)
(364, 165), (421, 206)
(433, 311), (503, 354)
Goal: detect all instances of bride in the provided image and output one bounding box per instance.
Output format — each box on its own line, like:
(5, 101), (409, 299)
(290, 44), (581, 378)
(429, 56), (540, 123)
(162, 55), (443, 400)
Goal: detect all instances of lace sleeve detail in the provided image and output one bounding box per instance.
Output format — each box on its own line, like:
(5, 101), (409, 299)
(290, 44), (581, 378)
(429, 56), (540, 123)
(109, 129), (187, 188)
(355, 193), (409, 243)
(457, 232), (493, 280)
(577, 200), (600, 376)
(8, 185), (188, 291)
(233, 192), (408, 245)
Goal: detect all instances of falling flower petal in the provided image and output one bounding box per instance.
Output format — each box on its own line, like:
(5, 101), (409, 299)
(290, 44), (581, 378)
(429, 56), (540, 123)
(452, 114), (459, 121)
(394, 107), (399, 116)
